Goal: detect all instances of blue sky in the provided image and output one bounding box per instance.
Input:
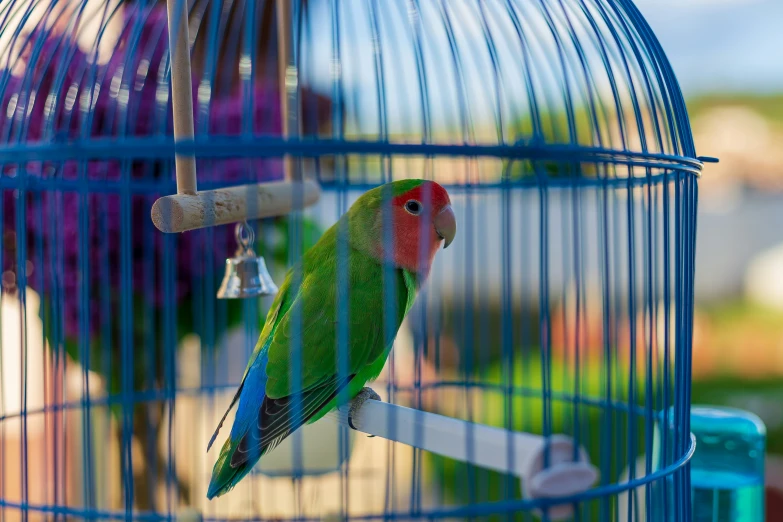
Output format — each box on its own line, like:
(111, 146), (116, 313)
(636, 0), (783, 95)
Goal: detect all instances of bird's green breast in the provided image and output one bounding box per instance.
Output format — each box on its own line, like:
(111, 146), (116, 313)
(300, 262), (418, 425)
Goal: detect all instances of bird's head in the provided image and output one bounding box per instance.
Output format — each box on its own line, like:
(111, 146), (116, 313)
(349, 179), (456, 276)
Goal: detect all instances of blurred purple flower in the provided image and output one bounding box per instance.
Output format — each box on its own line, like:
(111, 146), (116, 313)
(0, 5), (329, 340)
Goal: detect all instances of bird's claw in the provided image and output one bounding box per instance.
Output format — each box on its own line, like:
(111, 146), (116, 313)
(347, 387), (381, 435)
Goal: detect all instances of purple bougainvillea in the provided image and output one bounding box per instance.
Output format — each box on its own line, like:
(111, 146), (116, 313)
(0, 5), (329, 340)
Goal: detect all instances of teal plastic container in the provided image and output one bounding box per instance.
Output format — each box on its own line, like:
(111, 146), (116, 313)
(653, 405), (766, 521)
(689, 406), (766, 521)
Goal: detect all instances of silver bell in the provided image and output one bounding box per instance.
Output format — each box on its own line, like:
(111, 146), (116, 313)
(217, 221), (279, 299)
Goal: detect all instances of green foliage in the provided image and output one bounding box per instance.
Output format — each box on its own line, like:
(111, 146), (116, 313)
(687, 299), (783, 454)
(686, 93), (783, 124)
(432, 303), (541, 372)
(691, 377), (783, 455)
(259, 215), (325, 278)
(506, 105), (600, 182)
(699, 299), (783, 330)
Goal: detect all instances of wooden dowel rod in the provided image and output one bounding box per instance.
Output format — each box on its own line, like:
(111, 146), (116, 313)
(166, 0), (198, 195)
(276, 0), (299, 182)
(150, 179), (321, 233)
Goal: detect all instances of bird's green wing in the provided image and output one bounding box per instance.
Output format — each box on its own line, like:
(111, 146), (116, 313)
(264, 244), (407, 398)
(229, 245), (412, 466)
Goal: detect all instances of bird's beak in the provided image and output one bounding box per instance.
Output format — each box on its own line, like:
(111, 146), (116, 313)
(433, 204), (456, 249)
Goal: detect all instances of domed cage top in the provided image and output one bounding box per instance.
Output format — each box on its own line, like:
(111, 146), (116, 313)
(0, 0), (704, 521)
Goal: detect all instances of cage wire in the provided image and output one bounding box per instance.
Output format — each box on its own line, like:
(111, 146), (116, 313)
(0, 0), (706, 521)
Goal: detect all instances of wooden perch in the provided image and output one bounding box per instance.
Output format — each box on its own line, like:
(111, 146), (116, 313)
(150, 179), (320, 233)
(155, 0), (319, 234)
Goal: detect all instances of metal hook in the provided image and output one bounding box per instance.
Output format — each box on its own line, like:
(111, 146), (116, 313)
(235, 221), (255, 255)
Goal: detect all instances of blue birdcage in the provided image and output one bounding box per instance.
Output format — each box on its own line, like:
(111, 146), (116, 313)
(0, 0), (710, 521)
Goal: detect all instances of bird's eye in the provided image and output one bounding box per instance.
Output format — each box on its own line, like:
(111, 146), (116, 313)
(404, 200), (422, 215)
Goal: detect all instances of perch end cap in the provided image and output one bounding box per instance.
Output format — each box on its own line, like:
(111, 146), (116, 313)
(528, 461), (599, 498)
(521, 434), (599, 521)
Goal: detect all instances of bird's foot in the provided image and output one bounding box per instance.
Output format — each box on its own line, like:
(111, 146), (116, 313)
(347, 387), (381, 436)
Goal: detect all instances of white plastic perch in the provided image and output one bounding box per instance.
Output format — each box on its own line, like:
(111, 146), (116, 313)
(154, 0), (320, 234)
(328, 395), (600, 521)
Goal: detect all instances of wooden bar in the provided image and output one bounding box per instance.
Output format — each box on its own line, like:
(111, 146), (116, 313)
(166, 0), (198, 195)
(276, 0), (299, 182)
(150, 179), (321, 233)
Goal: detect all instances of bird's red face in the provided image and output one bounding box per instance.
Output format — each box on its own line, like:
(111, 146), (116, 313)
(385, 181), (456, 275)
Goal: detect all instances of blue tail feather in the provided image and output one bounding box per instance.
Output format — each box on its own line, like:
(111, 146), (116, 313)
(206, 350), (269, 499)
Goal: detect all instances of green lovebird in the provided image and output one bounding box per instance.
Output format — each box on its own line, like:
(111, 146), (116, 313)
(206, 179), (457, 499)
